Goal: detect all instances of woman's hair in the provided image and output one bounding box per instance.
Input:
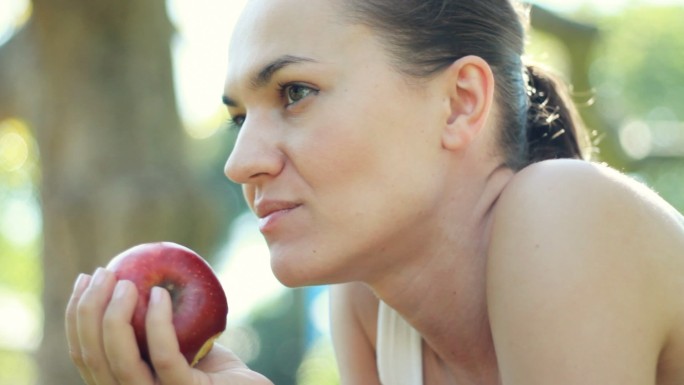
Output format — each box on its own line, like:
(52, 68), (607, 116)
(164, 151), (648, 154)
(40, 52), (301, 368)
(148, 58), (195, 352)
(340, 0), (588, 170)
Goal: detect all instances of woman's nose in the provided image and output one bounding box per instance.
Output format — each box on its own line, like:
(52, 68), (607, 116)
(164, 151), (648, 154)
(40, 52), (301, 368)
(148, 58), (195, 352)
(224, 118), (284, 184)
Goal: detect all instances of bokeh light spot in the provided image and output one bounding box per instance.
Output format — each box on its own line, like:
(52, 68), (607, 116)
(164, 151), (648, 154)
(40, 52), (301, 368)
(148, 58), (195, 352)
(0, 120), (30, 173)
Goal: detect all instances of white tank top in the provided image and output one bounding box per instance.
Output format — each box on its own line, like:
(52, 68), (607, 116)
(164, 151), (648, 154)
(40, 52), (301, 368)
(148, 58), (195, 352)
(376, 301), (424, 385)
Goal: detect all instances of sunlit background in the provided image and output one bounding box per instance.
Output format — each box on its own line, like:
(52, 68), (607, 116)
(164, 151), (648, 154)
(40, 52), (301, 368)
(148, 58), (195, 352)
(1, 0), (683, 384)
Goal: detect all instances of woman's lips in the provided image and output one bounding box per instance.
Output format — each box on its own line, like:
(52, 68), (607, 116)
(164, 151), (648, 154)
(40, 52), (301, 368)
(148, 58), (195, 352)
(254, 200), (301, 233)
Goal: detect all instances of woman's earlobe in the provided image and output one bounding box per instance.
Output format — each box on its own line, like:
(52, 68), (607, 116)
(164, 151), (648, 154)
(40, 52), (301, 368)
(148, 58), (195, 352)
(441, 117), (471, 150)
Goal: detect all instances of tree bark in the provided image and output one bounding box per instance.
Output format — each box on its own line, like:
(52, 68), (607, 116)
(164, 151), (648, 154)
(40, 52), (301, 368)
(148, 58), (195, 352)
(0, 1), (239, 384)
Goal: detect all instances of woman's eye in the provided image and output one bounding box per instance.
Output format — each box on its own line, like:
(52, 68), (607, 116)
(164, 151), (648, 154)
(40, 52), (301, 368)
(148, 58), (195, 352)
(283, 84), (316, 105)
(227, 115), (245, 131)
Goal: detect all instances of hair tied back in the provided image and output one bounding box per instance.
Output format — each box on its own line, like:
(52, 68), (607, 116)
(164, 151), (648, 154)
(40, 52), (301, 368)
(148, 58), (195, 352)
(524, 64), (585, 163)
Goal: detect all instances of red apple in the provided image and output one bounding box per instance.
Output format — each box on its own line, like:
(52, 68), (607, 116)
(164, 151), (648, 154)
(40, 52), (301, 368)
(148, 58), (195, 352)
(106, 242), (228, 367)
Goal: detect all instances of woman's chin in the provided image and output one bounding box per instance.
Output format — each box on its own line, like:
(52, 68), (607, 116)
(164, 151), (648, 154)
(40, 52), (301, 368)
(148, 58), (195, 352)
(269, 249), (340, 288)
(270, 261), (322, 288)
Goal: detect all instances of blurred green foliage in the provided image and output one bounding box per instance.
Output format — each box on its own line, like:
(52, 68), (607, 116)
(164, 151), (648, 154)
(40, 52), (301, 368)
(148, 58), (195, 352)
(590, 6), (684, 213)
(0, 350), (37, 385)
(296, 338), (340, 385)
(0, 120), (42, 293)
(0, 235), (41, 294)
(247, 289), (308, 385)
(0, 117), (41, 385)
(591, 6), (684, 122)
(637, 160), (684, 213)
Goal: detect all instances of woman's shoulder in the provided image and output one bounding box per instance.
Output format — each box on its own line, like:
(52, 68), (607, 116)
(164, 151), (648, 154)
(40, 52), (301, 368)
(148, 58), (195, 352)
(486, 158), (684, 383)
(489, 158), (684, 284)
(501, 158), (666, 203)
(496, 158), (683, 233)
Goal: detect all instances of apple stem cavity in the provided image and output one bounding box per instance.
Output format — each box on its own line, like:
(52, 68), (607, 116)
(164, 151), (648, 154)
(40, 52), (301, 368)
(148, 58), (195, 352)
(157, 281), (183, 308)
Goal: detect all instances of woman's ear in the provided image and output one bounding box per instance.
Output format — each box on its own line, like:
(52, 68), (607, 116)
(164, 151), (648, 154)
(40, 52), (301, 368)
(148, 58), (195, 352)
(441, 55), (495, 151)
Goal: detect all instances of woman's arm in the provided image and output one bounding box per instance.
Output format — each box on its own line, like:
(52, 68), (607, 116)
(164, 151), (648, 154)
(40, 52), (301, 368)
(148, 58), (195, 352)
(329, 282), (382, 385)
(487, 160), (677, 385)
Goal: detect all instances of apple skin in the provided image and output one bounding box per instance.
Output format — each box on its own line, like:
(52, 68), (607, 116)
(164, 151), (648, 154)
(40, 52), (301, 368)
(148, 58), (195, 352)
(106, 242), (228, 367)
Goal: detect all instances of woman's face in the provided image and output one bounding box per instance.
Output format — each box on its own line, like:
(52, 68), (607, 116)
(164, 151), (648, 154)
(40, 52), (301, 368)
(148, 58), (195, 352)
(224, 0), (453, 286)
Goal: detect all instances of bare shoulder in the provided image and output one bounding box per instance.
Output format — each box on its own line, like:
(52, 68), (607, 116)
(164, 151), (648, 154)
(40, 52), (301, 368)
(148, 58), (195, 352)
(487, 159), (684, 384)
(493, 159), (684, 251)
(498, 159), (682, 224)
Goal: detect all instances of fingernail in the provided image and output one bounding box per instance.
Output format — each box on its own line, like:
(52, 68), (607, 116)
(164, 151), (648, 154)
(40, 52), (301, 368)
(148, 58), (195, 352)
(112, 280), (130, 300)
(150, 286), (164, 304)
(73, 274), (91, 291)
(92, 268), (108, 286)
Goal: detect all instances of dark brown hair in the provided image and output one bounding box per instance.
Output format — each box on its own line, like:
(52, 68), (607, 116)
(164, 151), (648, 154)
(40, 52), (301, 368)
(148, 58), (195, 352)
(341, 0), (587, 170)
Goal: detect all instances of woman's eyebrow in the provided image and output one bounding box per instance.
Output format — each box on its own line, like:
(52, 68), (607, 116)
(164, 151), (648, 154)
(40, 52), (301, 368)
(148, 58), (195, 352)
(222, 95), (238, 107)
(222, 55), (317, 107)
(251, 55), (316, 89)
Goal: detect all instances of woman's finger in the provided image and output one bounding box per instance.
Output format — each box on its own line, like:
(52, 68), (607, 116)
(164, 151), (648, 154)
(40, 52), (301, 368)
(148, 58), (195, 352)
(103, 280), (155, 385)
(66, 274), (96, 384)
(145, 287), (196, 385)
(76, 268), (119, 385)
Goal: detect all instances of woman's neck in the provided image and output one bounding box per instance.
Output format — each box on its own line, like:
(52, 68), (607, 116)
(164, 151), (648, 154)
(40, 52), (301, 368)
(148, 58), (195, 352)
(367, 163), (513, 383)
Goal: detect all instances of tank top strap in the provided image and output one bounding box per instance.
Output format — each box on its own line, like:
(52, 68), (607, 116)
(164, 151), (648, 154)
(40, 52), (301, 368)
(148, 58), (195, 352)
(376, 300), (424, 385)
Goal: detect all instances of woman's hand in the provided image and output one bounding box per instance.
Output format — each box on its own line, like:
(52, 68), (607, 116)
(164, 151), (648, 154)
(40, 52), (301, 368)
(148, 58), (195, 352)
(65, 268), (273, 385)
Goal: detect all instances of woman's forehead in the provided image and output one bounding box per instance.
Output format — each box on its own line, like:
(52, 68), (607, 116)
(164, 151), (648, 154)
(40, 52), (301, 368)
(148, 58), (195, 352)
(231, 0), (341, 44)
(225, 0), (375, 91)
(229, 1), (336, 62)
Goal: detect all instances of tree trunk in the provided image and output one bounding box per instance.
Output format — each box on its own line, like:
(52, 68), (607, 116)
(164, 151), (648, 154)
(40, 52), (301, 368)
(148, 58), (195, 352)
(0, 1), (238, 384)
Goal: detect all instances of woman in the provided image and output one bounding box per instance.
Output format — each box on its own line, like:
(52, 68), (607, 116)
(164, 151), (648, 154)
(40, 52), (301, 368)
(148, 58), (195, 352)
(66, 0), (684, 384)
